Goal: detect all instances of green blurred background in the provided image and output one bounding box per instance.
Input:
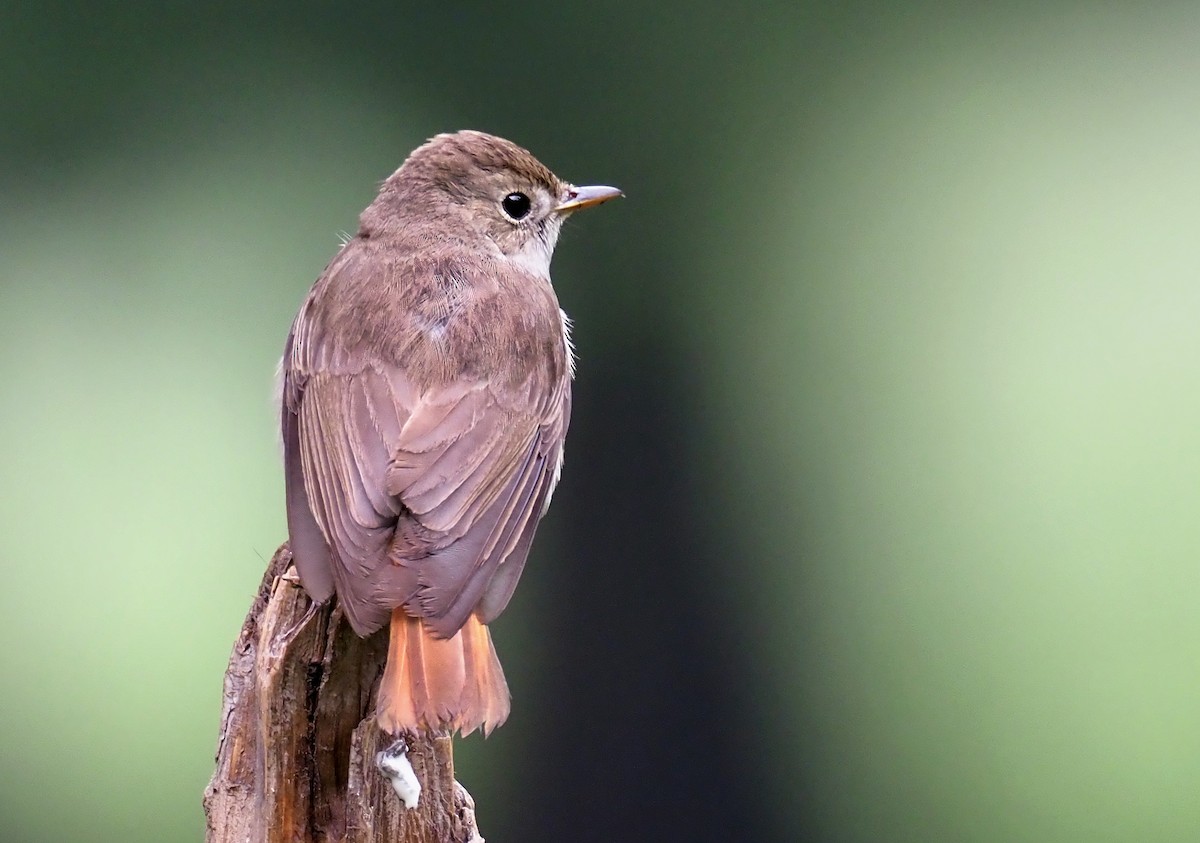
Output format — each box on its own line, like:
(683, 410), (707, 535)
(3, 2), (1199, 841)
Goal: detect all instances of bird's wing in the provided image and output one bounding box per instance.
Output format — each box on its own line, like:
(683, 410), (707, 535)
(282, 276), (569, 639)
(389, 369), (569, 635)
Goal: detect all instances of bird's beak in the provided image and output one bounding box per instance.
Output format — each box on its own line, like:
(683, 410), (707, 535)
(556, 184), (623, 213)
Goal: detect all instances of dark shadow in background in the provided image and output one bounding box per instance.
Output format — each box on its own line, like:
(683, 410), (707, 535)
(533, 342), (774, 842)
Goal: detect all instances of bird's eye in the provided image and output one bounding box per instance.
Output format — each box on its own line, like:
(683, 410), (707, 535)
(502, 192), (532, 220)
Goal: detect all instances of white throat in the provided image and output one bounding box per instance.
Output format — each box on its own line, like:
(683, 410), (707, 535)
(509, 238), (553, 278)
(506, 217), (563, 279)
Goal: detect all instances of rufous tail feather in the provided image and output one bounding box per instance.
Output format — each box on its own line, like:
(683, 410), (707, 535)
(376, 609), (510, 736)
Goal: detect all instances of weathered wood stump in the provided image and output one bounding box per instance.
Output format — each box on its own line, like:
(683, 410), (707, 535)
(203, 544), (482, 842)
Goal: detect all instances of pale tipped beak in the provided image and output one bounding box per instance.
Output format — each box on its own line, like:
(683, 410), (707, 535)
(556, 184), (623, 212)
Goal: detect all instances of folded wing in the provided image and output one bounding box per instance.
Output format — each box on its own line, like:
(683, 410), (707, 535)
(283, 308), (569, 638)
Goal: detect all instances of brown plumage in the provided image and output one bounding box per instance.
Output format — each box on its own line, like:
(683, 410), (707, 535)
(281, 131), (620, 736)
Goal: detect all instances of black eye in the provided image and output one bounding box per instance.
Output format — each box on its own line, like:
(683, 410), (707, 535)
(502, 192), (532, 220)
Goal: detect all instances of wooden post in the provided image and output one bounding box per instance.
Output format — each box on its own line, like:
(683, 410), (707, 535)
(203, 545), (483, 842)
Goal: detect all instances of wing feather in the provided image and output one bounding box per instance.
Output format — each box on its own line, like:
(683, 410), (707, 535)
(282, 251), (571, 638)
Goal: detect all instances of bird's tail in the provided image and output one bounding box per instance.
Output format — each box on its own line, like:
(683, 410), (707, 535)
(375, 609), (510, 736)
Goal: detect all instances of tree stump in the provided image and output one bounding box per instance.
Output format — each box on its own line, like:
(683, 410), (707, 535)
(203, 544), (483, 842)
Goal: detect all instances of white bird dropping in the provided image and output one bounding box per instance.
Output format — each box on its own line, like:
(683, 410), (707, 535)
(375, 743), (421, 809)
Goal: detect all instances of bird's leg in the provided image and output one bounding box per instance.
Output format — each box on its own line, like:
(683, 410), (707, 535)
(375, 733), (421, 809)
(275, 561), (328, 640)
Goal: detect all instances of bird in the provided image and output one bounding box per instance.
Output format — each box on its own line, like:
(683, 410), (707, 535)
(280, 130), (620, 739)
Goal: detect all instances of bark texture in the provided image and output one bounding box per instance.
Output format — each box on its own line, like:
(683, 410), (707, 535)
(203, 544), (483, 843)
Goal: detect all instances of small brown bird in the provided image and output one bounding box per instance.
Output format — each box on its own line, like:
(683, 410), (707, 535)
(281, 131), (620, 739)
